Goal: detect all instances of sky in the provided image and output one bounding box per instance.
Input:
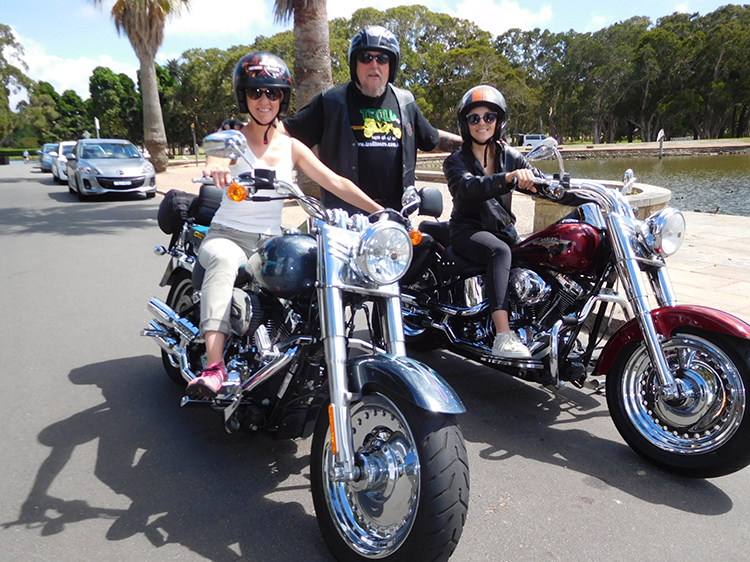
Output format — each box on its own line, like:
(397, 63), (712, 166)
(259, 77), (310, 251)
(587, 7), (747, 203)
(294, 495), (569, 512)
(2, 0), (736, 109)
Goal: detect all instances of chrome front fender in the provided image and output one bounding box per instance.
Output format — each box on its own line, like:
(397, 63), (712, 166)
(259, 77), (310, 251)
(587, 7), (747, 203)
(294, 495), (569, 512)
(348, 354), (465, 414)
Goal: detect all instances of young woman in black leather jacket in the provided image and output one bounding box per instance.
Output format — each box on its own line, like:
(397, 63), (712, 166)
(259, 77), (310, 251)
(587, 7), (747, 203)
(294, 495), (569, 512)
(443, 85), (537, 358)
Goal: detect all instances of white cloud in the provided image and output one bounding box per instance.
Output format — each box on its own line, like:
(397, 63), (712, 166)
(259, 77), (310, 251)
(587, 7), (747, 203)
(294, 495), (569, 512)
(448, 0), (553, 35)
(164, 0), (277, 41)
(9, 29), (138, 108)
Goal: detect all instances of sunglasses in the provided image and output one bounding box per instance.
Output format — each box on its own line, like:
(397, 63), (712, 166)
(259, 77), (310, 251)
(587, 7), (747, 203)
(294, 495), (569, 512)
(466, 112), (498, 126)
(247, 87), (283, 101)
(357, 52), (390, 65)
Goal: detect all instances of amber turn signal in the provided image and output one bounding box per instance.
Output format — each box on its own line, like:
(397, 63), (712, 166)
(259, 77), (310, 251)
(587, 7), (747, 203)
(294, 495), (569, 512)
(409, 229), (423, 246)
(227, 183), (248, 202)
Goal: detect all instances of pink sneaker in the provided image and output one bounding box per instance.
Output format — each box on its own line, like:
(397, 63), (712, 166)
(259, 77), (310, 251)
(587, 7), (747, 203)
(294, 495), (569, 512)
(186, 361), (226, 398)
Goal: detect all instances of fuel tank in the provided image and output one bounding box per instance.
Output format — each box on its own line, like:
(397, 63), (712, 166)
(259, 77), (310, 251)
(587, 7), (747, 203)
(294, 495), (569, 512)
(512, 221), (601, 275)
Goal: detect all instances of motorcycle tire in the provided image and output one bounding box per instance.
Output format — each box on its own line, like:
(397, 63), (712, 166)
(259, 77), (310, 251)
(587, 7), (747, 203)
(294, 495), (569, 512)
(311, 391), (469, 562)
(606, 329), (750, 478)
(162, 271), (198, 386)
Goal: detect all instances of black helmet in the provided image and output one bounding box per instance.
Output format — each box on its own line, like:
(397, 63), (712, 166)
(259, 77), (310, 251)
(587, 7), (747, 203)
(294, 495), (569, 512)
(457, 85), (508, 143)
(348, 26), (400, 84)
(233, 52), (293, 116)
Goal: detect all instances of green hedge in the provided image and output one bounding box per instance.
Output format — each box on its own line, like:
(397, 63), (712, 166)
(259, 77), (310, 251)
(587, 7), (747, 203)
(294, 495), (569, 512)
(0, 148), (40, 157)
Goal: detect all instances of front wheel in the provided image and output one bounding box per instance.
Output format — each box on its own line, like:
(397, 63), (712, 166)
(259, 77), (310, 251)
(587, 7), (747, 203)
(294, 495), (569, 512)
(311, 392), (469, 562)
(607, 330), (750, 477)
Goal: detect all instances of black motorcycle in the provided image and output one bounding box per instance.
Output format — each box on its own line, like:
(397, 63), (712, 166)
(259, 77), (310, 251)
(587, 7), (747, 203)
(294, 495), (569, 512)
(142, 130), (470, 561)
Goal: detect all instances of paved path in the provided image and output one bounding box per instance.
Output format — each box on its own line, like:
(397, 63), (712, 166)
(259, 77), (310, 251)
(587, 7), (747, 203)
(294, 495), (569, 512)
(156, 163), (750, 324)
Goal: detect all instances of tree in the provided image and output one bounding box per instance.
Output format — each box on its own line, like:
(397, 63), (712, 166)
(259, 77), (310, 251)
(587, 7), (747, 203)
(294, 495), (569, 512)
(0, 23), (33, 143)
(91, 0), (190, 172)
(274, 0), (333, 109)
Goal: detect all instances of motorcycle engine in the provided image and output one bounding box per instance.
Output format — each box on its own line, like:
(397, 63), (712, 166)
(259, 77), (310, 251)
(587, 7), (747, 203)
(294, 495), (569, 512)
(509, 268), (589, 334)
(509, 268), (550, 305)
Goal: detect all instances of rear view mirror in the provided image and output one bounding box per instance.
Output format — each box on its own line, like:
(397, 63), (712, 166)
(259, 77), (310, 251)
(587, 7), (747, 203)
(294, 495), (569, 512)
(203, 130), (247, 160)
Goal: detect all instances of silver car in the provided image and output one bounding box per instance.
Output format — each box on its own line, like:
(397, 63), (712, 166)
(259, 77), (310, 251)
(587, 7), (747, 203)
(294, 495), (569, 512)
(67, 138), (156, 201)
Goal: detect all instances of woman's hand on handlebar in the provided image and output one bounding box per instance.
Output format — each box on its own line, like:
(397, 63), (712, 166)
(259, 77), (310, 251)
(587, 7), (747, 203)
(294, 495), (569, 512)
(203, 156), (233, 188)
(507, 168), (537, 193)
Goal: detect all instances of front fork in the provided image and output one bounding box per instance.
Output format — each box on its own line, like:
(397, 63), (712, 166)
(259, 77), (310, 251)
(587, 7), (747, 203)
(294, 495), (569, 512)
(318, 283), (406, 481)
(608, 215), (681, 401)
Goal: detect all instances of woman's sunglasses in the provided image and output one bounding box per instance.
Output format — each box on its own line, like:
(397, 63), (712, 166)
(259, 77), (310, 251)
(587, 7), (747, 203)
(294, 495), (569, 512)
(466, 112), (498, 126)
(247, 87), (283, 101)
(357, 52), (390, 65)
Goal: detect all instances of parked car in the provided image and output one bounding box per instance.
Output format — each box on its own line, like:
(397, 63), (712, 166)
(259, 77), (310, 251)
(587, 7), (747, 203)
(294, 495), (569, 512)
(37, 143), (57, 172)
(51, 141), (76, 184)
(66, 138), (157, 201)
(522, 133), (548, 147)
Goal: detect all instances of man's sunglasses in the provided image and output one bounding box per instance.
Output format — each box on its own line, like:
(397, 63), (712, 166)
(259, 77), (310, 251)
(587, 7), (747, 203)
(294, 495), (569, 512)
(357, 52), (390, 65)
(247, 87), (283, 101)
(466, 112), (498, 126)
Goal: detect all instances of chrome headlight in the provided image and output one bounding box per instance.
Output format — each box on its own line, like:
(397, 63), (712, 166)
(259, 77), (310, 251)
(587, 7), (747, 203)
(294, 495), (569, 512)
(356, 221), (412, 285)
(643, 207), (685, 257)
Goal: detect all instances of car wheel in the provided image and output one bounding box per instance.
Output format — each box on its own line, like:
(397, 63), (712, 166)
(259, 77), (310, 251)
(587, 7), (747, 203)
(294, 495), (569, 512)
(68, 176), (75, 194)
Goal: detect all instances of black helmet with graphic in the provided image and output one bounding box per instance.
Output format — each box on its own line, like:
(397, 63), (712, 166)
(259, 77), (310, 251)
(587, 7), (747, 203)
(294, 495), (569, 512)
(457, 85), (508, 144)
(233, 51), (293, 116)
(348, 26), (400, 84)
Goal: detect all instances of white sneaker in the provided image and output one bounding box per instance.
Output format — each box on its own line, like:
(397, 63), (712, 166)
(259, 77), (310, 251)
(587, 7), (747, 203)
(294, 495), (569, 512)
(492, 331), (531, 358)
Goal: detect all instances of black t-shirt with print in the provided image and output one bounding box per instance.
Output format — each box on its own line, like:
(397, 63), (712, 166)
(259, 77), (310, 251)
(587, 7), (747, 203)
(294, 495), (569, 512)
(284, 82), (439, 210)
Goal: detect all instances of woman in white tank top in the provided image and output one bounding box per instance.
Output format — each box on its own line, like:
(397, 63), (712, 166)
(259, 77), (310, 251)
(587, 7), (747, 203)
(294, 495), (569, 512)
(187, 52), (383, 398)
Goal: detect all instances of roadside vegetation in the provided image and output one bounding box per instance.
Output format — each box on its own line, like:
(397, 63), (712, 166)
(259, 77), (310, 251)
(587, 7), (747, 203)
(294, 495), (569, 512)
(2, 4), (749, 153)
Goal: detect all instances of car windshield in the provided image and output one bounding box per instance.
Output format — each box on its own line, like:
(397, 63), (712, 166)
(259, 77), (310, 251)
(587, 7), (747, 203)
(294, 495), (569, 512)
(43, 144), (57, 153)
(62, 146), (75, 157)
(81, 143), (141, 160)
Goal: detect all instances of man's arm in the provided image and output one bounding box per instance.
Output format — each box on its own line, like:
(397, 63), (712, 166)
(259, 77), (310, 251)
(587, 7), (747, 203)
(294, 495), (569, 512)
(433, 129), (463, 153)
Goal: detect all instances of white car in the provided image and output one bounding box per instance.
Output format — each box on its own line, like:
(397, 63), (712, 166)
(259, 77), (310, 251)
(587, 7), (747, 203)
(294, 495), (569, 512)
(522, 134), (548, 148)
(51, 141), (77, 184)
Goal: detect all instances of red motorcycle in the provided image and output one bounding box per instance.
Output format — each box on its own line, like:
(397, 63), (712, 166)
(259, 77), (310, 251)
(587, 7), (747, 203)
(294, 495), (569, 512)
(399, 138), (750, 478)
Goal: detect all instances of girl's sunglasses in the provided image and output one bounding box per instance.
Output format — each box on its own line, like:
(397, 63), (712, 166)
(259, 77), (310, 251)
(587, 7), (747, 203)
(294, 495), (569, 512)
(466, 112), (498, 126)
(357, 52), (390, 65)
(247, 87), (283, 101)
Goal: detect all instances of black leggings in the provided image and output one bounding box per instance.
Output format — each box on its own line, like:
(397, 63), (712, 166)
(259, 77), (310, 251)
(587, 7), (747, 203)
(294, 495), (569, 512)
(452, 230), (512, 312)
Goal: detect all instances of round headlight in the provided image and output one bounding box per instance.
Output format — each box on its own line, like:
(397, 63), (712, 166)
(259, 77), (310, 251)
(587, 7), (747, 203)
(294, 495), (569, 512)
(645, 207), (685, 257)
(357, 222), (413, 285)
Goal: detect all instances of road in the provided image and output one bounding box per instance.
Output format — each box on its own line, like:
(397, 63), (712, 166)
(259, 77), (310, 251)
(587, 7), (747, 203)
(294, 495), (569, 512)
(2, 163), (750, 562)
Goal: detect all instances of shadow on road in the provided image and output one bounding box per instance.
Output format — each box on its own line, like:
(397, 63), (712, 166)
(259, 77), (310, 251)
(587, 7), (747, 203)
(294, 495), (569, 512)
(3, 355), (329, 562)
(0, 195), (158, 236)
(411, 348), (734, 516)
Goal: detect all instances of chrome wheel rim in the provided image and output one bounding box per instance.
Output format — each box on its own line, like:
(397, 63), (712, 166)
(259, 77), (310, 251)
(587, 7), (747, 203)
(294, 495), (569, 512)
(321, 394), (420, 558)
(620, 334), (746, 454)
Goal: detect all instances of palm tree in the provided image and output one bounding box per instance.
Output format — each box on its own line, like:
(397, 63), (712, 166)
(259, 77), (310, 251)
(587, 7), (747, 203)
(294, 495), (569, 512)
(92, 0), (189, 173)
(274, 0), (333, 108)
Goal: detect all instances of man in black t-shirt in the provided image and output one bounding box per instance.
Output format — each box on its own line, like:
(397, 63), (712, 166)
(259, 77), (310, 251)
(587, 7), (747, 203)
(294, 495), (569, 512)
(281, 25), (461, 213)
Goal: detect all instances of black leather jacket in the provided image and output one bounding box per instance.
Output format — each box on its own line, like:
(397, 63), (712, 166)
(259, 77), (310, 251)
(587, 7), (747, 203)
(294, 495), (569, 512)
(443, 141), (532, 238)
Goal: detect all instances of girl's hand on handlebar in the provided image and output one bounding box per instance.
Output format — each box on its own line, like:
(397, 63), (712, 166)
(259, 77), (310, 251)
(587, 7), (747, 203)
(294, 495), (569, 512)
(507, 169), (537, 193)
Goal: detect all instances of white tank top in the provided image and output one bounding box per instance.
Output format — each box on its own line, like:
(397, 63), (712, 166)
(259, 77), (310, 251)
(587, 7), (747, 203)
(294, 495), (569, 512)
(211, 134), (294, 235)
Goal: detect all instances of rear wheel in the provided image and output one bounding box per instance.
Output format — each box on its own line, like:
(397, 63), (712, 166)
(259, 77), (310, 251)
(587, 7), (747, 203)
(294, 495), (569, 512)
(162, 272), (201, 385)
(311, 391), (469, 562)
(607, 330), (750, 477)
